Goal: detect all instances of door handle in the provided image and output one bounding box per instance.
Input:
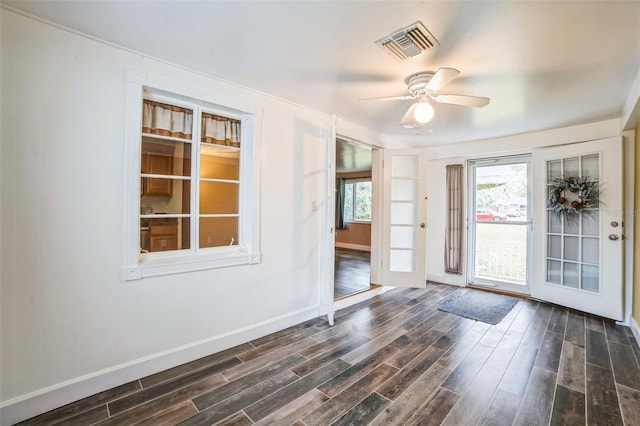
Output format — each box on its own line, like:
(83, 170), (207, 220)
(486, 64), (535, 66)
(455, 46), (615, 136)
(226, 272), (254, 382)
(420, 223), (426, 228)
(608, 234), (619, 241)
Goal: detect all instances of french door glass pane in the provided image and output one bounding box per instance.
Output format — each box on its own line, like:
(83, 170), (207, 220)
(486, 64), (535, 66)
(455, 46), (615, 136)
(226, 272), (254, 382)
(582, 154), (599, 177)
(390, 226), (415, 249)
(390, 250), (415, 272)
(548, 235), (561, 259)
(564, 236), (579, 261)
(390, 203), (415, 225)
(563, 262), (579, 288)
(582, 265), (599, 292)
(391, 179), (417, 201)
(391, 156), (418, 177)
(564, 217), (579, 235)
(548, 160), (561, 180)
(548, 260), (561, 283)
(563, 157), (579, 176)
(583, 213), (599, 235)
(548, 211), (562, 233)
(582, 238), (599, 264)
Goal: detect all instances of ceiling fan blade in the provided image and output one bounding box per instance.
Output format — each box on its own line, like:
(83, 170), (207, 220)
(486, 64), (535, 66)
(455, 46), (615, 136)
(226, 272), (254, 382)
(433, 94), (490, 108)
(358, 94), (416, 102)
(425, 67), (461, 91)
(400, 103), (419, 125)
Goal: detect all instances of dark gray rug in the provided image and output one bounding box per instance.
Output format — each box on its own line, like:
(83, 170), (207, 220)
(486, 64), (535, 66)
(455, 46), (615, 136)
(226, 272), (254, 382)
(438, 290), (520, 324)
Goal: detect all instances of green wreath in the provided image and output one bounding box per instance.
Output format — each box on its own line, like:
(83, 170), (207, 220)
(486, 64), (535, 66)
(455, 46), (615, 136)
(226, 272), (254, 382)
(547, 176), (599, 218)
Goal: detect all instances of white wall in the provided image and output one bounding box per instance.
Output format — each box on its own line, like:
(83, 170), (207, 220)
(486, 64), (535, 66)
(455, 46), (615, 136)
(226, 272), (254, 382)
(0, 10), (331, 421)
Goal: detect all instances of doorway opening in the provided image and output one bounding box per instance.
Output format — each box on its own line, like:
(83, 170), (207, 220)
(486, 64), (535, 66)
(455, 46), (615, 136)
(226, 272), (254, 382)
(334, 138), (378, 299)
(468, 155), (531, 295)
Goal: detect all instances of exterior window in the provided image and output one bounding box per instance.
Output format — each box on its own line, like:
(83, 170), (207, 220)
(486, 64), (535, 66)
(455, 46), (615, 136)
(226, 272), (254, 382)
(122, 77), (261, 280)
(344, 179), (372, 222)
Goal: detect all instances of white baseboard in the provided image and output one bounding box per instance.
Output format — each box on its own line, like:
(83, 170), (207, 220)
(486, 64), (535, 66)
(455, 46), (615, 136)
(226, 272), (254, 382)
(0, 305), (322, 425)
(631, 316), (640, 347)
(335, 243), (371, 252)
(426, 273), (465, 287)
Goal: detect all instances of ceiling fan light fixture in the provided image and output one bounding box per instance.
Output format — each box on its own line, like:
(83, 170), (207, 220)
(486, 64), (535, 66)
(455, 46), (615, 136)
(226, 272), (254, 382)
(414, 101), (434, 123)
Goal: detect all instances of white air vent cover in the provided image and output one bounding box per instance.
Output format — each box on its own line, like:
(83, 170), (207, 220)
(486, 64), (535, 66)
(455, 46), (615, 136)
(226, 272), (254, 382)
(375, 21), (439, 61)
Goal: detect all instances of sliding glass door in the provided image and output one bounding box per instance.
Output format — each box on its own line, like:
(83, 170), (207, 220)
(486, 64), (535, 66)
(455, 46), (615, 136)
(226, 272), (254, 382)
(469, 155), (531, 294)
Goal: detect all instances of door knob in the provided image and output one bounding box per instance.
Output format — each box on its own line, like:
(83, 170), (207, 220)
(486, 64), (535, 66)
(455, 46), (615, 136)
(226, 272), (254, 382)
(608, 234), (619, 241)
(420, 223), (426, 228)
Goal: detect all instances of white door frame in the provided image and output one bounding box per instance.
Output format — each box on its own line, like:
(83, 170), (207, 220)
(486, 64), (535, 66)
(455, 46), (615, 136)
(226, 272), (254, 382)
(467, 154), (532, 294)
(320, 116), (337, 325)
(321, 126), (384, 323)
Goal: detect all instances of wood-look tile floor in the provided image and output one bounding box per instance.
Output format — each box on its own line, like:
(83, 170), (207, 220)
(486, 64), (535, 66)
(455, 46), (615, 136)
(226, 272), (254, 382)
(334, 249), (371, 299)
(17, 283), (640, 426)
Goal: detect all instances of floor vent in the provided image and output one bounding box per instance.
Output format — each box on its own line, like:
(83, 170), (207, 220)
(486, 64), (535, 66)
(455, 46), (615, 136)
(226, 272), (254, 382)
(375, 21), (439, 61)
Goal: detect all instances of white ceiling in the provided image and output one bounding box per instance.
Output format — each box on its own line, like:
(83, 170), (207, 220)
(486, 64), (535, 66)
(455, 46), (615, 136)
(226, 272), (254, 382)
(5, 1), (640, 145)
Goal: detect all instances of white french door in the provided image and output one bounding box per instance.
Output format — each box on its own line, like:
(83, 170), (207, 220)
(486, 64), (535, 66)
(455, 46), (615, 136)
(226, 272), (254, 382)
(380, 149), (427, 288)
(531, 137), (623, 320)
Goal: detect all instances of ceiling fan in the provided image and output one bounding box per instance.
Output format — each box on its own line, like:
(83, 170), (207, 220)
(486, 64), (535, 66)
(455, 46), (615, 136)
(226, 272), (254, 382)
(359, 67), (490, 126)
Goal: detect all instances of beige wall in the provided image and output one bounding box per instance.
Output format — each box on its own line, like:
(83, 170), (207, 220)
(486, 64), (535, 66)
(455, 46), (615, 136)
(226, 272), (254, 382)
(336, 222), (371, 248)
(634, 124), (640, 324)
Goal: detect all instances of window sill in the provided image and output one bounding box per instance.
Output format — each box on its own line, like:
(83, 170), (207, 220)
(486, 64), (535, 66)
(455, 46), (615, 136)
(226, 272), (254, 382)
(122, 250), (261, 281)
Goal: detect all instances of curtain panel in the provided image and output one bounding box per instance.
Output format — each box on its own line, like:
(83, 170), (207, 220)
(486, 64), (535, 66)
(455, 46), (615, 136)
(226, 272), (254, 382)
(445, 164), (464, 274)
(335, 178), (347, 230)
(201, 113), (241, 148)
(142, 100), (193, 139)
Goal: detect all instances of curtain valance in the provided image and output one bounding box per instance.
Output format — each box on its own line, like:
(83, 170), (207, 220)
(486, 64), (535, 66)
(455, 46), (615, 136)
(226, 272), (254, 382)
(201, 113), (241, 148)
(142, 100), (193, 140)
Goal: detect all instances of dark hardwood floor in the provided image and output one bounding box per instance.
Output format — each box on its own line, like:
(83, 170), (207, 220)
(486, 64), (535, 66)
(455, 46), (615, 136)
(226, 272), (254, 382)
(17, 283), (640, 425)
(334, 248), (372, 299)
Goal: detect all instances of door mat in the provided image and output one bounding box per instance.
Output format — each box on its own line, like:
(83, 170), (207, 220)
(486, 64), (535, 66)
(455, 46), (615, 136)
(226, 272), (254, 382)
(438, 290), (520, 325)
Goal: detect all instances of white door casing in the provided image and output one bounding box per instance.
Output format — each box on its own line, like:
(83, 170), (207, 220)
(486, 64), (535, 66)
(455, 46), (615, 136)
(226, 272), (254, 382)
(468, 155), (532, 295)
(322, 116), (337, 325)
(531, 137), (623, 320)
(380, 149), (427, 288)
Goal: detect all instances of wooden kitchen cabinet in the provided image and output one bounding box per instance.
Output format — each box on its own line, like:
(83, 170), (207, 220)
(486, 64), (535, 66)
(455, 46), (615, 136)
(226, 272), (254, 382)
(149, 222), (178, 252)
(141, 143), (175, 197)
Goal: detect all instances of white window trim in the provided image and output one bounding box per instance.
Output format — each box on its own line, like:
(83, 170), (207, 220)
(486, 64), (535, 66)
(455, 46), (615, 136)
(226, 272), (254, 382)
(344, 178), (372, 224)
(122, 70), (262, 281)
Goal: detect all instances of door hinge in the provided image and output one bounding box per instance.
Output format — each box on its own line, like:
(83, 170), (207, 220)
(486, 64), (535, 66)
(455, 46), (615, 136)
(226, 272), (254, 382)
(380, 259), (383, 267)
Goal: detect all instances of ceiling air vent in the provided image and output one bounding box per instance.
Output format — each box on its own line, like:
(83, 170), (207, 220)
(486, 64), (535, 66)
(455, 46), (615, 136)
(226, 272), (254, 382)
(375, 21), (439, 61)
